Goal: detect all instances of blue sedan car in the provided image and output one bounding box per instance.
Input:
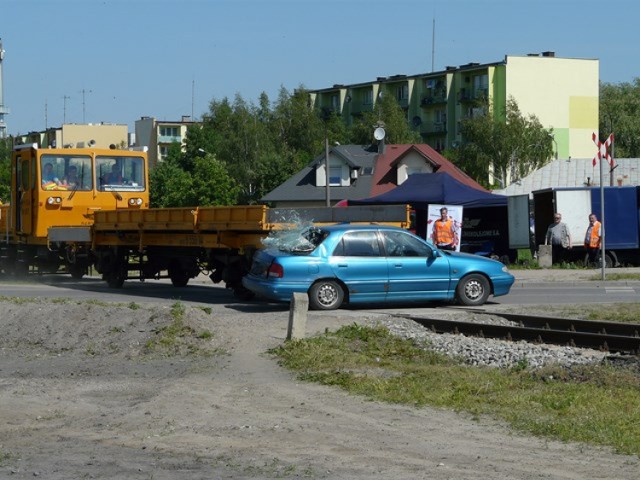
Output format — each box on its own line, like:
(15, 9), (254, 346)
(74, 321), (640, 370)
(242, 225), (515, 310)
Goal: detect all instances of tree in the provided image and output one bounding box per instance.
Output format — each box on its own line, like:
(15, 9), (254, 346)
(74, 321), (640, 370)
(447, 98), (553, 188)
(203, 94), (277, 198)
(349, 93), (421, 145)
(188, 153), (240, 206)
(0, 137), (10, 202)
(149, 155), (193, 208)
(149, 139), (239, 208)
(600, 79), (640, 158)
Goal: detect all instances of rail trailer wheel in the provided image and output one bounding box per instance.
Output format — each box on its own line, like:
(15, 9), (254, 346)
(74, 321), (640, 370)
(455, 274), (490, 306)
(68, 263), (86, 280)
(168, 262), (190, 287)
(106, 268), (126, 288)
(105, 259), (127, 288)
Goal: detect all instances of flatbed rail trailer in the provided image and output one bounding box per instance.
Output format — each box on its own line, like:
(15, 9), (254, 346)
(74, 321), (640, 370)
(57, 204), (411, 291)
(0, 143), (410, 292)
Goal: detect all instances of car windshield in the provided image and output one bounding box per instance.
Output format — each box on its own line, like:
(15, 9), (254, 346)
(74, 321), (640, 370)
(263, 226), (328, 253)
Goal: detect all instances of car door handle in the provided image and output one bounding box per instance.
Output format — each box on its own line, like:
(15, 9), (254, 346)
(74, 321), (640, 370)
(337, 263), (348, 268)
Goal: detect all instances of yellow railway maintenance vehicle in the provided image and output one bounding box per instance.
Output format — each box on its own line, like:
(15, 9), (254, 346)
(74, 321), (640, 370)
(1, 143), (149, 277)
(1, 144), (411, 294)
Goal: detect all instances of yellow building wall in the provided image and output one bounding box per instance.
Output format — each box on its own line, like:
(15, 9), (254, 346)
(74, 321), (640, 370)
(56, 124), (129, 149)
(504, 56), (599, 159)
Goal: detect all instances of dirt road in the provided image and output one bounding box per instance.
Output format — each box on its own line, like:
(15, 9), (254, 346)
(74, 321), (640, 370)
(0, 295), (638, 479)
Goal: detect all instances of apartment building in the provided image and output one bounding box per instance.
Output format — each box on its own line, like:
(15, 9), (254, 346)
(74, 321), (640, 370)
(135, 116), (195, 168)
(14, 123), (128, 149)
(308, 52), (599, 161)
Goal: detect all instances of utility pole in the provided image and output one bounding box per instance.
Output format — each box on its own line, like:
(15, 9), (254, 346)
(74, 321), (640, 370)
(62, 95), (71, 123)
(0, 38), (10, 138)
(80, 88), (92, 123)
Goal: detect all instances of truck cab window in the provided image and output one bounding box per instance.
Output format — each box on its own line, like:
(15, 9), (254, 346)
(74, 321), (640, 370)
(97, 156), (146, 192)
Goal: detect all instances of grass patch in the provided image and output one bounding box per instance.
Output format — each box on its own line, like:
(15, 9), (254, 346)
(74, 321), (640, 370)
(0, 449), (15, 467)
(0, 295), (40, 305)
(144, 301), (216, 356)
(271, 323), (640, 456)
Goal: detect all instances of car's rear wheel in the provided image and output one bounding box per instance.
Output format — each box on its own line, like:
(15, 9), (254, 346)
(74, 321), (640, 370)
(455, 273), (490, 306)
(308, 280), (344, 310)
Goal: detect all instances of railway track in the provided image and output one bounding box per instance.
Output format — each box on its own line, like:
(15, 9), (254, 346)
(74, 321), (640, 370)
(401, 310), (640, 355)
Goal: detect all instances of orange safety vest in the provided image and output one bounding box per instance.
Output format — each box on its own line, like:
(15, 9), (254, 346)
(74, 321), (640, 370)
(433, 218), (455, 245)
(585, 221), (601, 248)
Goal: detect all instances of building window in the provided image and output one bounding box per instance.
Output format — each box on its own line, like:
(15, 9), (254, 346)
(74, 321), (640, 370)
(473, 74), (488, 90)
(363, 90), (373, 105)
(160, 126), (179, 137)
(329, 166), (342, 186)
(474, 74), (488, 98)
(406, 166), (422, 177)
(396, 84), (408, 101)
(331, 94), (339, 110)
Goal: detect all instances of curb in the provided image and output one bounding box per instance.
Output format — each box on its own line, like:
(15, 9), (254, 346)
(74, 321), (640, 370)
(511, 279), (640, 288)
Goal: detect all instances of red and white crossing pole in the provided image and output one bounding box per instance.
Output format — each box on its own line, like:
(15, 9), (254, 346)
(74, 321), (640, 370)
(592, 132), (614, 280)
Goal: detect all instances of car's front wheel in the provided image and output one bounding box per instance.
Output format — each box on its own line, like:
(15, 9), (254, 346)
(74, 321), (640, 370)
(455, 273), (490, 306)
(308, 280), (344, 310)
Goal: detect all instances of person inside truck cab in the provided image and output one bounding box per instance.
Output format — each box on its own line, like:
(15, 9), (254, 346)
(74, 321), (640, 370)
(103, 163), (123, 185)
(42, 162), (60, 186)
(62, 165), (80, 188)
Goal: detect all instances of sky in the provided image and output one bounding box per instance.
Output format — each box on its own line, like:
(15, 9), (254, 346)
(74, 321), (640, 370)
(1, 0), (638, 136)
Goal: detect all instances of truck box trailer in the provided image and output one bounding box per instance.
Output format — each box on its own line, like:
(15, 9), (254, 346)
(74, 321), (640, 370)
(532, 186), (640, 266)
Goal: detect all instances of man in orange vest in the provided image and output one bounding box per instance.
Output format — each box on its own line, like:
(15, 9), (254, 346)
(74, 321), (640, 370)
(584, 213), (601, 266)
(432, 207), (458, 251)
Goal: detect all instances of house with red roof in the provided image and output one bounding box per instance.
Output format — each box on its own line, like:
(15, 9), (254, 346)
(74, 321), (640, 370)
(261, 143), (486, 208)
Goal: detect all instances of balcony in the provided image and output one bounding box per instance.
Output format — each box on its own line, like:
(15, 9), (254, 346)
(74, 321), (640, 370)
(474, 88), (489, 100)
(423, 122), (447, 135)
(458, 89), (472, 102)
(421, 94), (447, 106)
(158, 135), (182, 144)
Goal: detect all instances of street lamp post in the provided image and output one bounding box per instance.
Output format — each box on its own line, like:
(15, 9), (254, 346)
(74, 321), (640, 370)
(325, 133), (330, 207)
(548, 133), (558, 160)
(321, 107), (331, 207)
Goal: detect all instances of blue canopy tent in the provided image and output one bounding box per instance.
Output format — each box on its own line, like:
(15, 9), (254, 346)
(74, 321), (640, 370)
(350, 173), (513, 261)
(349, 172), (507, 208)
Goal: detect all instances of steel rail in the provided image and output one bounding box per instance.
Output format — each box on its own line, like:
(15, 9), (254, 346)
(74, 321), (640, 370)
(459, 310), (640, 337)
(402, 313), (640, 354)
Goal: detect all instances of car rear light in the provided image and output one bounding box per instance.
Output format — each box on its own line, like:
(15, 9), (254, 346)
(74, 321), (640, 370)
(267, 262), (284, 278)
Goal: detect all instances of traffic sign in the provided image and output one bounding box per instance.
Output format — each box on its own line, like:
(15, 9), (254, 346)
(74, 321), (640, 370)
(592, 132), (614, 167)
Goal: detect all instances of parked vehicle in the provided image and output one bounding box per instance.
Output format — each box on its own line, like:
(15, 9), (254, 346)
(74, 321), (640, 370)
(242, 224), (515, 310)
(531, 186), (640, 267)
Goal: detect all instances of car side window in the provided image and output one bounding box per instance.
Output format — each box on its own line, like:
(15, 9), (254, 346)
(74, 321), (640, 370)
(333, 231), (381, 257)
(382, 231), (432, 257)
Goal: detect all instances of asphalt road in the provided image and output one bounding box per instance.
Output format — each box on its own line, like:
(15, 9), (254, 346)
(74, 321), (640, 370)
(1, 268), (639, 313)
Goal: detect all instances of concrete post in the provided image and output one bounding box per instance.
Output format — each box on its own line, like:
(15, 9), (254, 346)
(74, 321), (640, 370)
(537, 244), (552, 268)
(287, 293), (308, 340)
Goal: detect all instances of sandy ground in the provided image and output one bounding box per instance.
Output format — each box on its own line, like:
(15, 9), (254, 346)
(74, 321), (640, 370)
(1, 274), (639, 479)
